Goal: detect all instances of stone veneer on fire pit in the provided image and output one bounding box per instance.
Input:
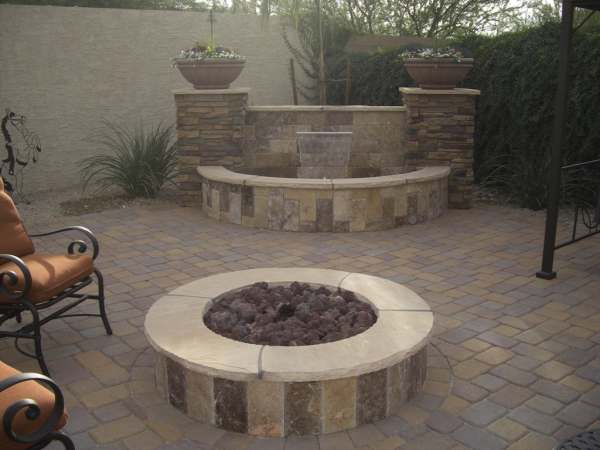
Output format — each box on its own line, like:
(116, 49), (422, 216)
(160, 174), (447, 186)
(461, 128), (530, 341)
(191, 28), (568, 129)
(144, 268), (433, 437)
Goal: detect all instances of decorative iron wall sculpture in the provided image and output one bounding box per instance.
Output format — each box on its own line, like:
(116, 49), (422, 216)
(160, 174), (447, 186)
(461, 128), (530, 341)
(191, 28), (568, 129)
(1, 108), (42, 201)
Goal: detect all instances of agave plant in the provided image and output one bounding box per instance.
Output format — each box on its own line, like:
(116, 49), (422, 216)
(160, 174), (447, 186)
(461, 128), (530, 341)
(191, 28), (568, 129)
(81, 121), (178, 198)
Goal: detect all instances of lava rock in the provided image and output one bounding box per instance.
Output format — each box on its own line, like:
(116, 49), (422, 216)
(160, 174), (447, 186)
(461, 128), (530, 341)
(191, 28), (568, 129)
(210, 311), (238, 331)
(204, 282), (377, 346)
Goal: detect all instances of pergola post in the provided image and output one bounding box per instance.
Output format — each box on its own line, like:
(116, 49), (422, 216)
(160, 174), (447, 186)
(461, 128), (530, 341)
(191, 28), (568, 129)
(536, 1), (576, 280)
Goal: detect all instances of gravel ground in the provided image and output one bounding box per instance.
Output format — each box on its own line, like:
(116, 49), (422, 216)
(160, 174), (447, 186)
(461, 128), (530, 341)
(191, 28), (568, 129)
(14, 187), (200, 230)
(13, 184), (577, 242)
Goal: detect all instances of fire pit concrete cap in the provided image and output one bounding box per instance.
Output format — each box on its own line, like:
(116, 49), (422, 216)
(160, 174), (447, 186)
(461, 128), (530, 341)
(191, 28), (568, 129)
(144, 268), (433, 382)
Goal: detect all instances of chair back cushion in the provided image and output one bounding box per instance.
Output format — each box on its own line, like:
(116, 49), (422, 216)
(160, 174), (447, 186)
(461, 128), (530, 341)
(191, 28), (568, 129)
(0, 178), (34, 257)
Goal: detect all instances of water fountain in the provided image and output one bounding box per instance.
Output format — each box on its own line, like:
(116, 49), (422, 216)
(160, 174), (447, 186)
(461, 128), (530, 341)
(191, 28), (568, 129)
(296, 131), (353, 179)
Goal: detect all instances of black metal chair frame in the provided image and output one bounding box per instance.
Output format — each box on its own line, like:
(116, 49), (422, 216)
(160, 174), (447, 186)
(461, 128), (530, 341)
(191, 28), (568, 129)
(0, 226), (112, 376)
(0, 371), (74, 449)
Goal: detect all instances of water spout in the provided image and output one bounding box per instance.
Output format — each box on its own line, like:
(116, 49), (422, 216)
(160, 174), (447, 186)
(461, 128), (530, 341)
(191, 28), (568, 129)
(296, 131), (353, 179)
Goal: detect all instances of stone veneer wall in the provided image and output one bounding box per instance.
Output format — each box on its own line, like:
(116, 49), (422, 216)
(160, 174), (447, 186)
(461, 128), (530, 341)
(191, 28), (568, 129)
(175, 89), (249, 191)
(155, 346), (427, 437)
(174, 88), (480, 212)
(198, 166), (449, 232)
(243, 106), (406, 177)
(401, 88), (480, 209)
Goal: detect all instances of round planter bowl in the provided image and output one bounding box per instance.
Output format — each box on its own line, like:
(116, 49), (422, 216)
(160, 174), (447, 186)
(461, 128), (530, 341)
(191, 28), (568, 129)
(175, 58), (246, 89)
(404, 58), (474, 90)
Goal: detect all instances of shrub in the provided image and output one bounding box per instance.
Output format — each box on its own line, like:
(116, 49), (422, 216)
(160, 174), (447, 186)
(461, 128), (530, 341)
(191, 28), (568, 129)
(81, 121), (178, 198)
(328, 49), (414, 106)
(466, 22), (600, 209)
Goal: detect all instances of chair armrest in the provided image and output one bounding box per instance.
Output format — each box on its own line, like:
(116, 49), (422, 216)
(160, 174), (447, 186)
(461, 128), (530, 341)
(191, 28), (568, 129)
(0, 372), (72, 449)
(30, 226), (99, 260)
(0, 254), (32, 302)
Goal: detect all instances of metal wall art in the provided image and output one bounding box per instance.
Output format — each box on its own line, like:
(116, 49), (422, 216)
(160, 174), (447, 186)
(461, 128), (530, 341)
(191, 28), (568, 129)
(1, 108), (42, 202)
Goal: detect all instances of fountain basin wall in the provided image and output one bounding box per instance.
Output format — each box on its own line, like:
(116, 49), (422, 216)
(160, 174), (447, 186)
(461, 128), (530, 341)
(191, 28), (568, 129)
(175, 89), (479, 208)
(198, 166), (450, 232)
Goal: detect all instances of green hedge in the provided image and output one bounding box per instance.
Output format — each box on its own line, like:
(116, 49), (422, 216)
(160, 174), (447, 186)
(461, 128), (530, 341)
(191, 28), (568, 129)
(329, 23), (600, 209)
(328, 49), (415, 105)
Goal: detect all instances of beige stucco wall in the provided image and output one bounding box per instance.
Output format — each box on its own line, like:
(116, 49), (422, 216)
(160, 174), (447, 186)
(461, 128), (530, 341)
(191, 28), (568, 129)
(0, 5), (307, 193)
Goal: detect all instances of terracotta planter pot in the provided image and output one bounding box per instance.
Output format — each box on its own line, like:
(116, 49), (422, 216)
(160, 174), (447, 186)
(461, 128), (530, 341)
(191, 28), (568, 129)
(174, 58), (246, 89)
(404, 58), (474, 90)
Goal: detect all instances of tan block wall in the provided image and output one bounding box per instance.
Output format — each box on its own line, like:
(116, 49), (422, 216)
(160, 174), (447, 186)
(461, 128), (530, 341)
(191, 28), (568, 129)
(0, 5), (308, 193)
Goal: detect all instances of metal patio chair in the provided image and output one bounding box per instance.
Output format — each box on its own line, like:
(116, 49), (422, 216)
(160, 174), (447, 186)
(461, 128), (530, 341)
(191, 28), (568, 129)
(0, 177), (112, 375)
(0, 361), (73, 449)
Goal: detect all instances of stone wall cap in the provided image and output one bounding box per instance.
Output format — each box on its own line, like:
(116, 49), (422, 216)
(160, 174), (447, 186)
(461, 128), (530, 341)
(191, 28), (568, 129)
(246, 105), (406, 112)
(145, 268), (433, 382)
(260, 309), (432, 381)
(332, 166), (450, 189)
(173, 88), (251, 95)
(197, 166), (449, 190)
(399, 87), (480, 96)
(296, 131), (353, 135)
(248, 175), (333, 189)
(197, 166), (255, 185)
(144, 294), (261, 381)
(403, 166), (451, 182)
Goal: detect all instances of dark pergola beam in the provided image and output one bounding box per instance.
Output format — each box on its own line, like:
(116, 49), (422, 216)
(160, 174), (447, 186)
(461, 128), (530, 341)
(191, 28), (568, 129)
(536, 0), (576, 280)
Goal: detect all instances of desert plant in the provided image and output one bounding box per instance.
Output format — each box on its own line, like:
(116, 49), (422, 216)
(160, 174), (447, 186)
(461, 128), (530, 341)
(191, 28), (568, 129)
(400, 47), (466, 61)
(467, 22), (600, 209)
(173, 42), (244, 62)
(328, 48), (414, 105)
(81, 121), (178, 198)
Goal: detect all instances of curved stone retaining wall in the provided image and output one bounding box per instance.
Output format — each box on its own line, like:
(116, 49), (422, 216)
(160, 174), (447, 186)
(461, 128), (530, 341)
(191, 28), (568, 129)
(197, 166), (450, 232)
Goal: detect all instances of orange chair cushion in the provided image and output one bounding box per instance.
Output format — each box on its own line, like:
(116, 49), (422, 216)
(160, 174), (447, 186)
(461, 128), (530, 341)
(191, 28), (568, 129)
(0, 178), (35, 258)
(0, 361), (68, 450)
(0, 254), (94, 303)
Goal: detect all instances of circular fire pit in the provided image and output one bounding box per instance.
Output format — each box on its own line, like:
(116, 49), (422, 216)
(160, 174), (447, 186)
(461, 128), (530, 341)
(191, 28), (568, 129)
(144, 268), (433, 437)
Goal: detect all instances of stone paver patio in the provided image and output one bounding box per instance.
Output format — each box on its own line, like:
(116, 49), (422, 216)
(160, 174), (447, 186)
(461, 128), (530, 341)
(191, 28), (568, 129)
(4, 203), (600, 450)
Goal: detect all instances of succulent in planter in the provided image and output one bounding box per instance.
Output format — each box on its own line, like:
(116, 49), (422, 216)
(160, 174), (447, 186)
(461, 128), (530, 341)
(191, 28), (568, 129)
(173, 42), (246, 90)
(175, 42), (244, 61)
(400, 47), (473, 90)
(401, 47), (466, 61)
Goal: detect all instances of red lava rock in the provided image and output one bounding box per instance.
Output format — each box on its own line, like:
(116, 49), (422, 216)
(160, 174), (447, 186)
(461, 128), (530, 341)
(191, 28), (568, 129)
(204, 282), (377, 346)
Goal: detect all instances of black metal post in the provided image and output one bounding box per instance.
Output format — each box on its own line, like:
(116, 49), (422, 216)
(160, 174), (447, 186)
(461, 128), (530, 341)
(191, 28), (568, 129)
(537, 1), (575, 280)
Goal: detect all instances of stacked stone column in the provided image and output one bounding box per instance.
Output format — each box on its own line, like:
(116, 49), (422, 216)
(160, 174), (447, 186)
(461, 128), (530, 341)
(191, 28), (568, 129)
(400, 88), (480, 209)
(174, 88), (249, 191)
